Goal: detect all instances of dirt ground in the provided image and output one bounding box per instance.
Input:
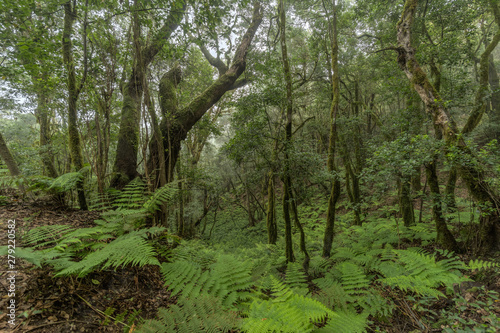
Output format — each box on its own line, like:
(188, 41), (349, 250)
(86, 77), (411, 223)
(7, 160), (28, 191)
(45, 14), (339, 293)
(0, 193), (172, 332)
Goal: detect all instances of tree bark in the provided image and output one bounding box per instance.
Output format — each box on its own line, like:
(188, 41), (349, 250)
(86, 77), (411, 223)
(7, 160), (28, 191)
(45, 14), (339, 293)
(322, 0), (341, 258)
(425, 160), (459, 251)
(62, 1), (87, 210)
(279, 0), (295, 264)
(266, 171), (278, 244)
(0, 132), (23, 191)
(36, 87), (58, 178)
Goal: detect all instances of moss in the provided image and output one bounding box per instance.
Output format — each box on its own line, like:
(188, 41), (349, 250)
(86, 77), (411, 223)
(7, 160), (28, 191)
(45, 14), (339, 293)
(397, 0), (418, 27)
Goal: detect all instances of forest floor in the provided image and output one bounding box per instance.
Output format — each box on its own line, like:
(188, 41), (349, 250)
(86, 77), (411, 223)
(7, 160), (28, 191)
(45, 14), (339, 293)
(1, 190), (500, 332)
(0, 193), (172, 333)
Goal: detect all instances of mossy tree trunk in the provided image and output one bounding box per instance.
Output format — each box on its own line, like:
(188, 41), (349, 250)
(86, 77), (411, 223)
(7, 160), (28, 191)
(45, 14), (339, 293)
(425, 160), (459, 251)
(397, 0), (500, 253)
(322, 0), (341, 258)
(111, 1), (187, 189)
(266, 170), (278, 244)
(279, 0), (295, 263)
(35, 85), (58, 179)
(399, 176), (415, 227)
(0, 132), (24, 192)
(62, 1), (87, 210)
(487, 54), (500, 141)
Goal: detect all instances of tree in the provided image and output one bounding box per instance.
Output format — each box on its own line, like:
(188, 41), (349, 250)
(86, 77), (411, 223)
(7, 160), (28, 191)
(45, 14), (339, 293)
(111, 0), (187, 189)
(149, 2), (263, 187)
(62, 0), (88, 210)
(397, 0), (500, 253)
(322, 0), (341, 258)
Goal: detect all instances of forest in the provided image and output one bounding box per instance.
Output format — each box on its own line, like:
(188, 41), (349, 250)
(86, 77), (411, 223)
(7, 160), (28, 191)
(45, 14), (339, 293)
(0, 0), (500, 332)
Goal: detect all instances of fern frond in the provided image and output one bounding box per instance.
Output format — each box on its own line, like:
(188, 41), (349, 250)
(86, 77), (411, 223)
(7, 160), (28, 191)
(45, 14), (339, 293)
(55, 231), (159, 277)
(0, 246), (45, 267)
(143, 183), (178, 214)
(314, 310), (367, 333)
(242, 277), (333, 333)
(114, 178), (148, 209)
(48, 171), (84, 193)
(466, 259), (500, 271)
(137, 295), (239, 333)
(23, 224), (75, 248)
(285, 262), (308, 295)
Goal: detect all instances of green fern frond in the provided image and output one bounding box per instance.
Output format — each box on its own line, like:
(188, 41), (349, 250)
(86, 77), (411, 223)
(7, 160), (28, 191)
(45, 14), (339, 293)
(161, 254), (252, 305)
(114, 178), (148, 209)
(48, 171), (84, 193)
(137, 295), (239, 333)
(378, 249), (466, 298)
(466, 259), (500, 271)
(242, 276), (333, 333)
(314, 310), (367, 333)
(338, 262), (370, 296)
(55, 231), (160, 277)
(285, 262), (308, 295)
(23, 224), (75, 248)
(143, 183), (178, 214)
(0, 246), (44, 267)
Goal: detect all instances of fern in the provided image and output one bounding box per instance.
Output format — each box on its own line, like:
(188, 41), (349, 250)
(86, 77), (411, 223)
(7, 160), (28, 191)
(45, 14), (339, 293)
(377, 249), (466, 298)
(113, 178), (148, 209)
(55, 228), (162, 277)
(0, 246), (46, 268)
(23, 224), (75, 248)
(143, 182), (178, 214)
(161, 254), (253, 306)
(242, 277), (367, 333)
(48, 171), (84, 193)
(285, 262), (308, 294)
(466, 259), (500, 271)
(315, 310), (368, 333)
(137, 295), (239, 333)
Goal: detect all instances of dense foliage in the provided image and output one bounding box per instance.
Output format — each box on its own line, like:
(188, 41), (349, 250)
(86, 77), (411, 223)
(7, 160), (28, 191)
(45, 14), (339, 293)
(1, 0), (500, 332)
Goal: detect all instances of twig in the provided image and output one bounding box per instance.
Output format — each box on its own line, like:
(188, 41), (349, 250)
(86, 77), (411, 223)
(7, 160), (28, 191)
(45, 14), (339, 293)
(24, 320), (99, 332)
(76, 294), (130, 328)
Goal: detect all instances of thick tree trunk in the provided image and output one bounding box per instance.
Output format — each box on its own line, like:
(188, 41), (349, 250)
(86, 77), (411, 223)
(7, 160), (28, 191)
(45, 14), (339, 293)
(397, 0), (500, 253)
(62, 1), (87, 210)
(323, 0), (341, 258)
(36, 89), (58, 178)
(0, 132), (23, 191)
(111, 2), (187, 189)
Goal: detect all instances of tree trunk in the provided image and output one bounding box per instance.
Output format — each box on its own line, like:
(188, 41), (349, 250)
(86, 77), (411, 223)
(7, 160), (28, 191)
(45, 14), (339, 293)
(488, 54), (500, 141)
(111, 2), (187, 189)
(322, 0), (341, 258)
(425, 160), (459, 251)
(279, 0), (295, 263)
(266, 171), (278, 244)
(0, 132), (24, 192)
(36, 88), (58, 178)
(62, 1), (87, 210)
(399, 175), (415, 227)
(397, 0), (500, 253)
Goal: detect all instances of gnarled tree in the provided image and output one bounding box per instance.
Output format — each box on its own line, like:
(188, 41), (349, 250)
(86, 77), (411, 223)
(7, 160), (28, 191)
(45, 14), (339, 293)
(148, 2), (263, 187)
(397, 0), (500, 253)
(111, 1), (187, 189)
